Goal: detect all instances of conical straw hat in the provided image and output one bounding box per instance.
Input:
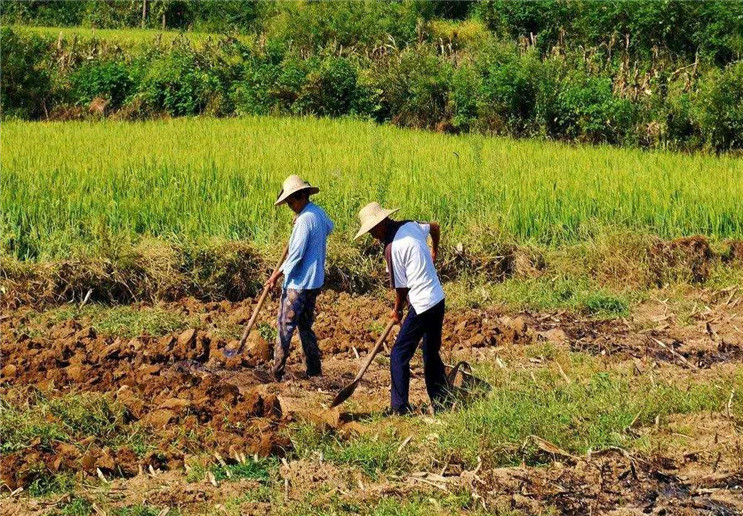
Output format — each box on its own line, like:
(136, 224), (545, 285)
(354, 202), (400, 240)
(274, 175), (320, 206)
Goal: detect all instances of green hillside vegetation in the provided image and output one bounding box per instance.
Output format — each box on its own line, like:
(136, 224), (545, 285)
(2, 1), (742, 151)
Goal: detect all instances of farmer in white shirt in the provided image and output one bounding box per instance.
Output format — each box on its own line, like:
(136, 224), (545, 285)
(355, 202), (447, 415)
(266, 175), (334, 381)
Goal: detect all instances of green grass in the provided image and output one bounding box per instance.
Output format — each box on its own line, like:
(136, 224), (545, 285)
(212, 457), (277, 482)
(3, 117), (741, 261)
(11, 24), (251, 46)
(0, 401), (68, 453)
(0, 391), (149, 456)
(289, 424), (406, 479)
(111, 506), (167, 516)
(437, 363), (742, 468)
(185, 455), (277, 484)
(273, 491), (496, 516)
(53, 497), (94, 516)
(444, 274), (633, 314)
(0, 392), (125, 453)
(27, 471), (77, 497)
(288, 354), (742, 473)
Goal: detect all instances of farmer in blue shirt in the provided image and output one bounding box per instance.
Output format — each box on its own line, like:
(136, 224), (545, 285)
(265, 175), (334, 381)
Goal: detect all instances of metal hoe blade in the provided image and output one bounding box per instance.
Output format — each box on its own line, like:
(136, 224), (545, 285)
(330, 319), (395, 408)
(329, 379), (360, 408)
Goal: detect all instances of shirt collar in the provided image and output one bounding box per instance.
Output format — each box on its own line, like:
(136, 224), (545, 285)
(384, 219), (408, 245)
(297, 202), (314, 217)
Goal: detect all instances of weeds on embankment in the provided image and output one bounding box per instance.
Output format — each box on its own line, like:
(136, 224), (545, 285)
(3, 230), (741, 315)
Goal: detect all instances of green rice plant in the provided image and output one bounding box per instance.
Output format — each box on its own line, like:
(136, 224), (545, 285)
(2, 117), (741, 261)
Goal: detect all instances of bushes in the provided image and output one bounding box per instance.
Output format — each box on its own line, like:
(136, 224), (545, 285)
(663, 88), (699, 150)
(549, 75), (638, 145)
(4, 1), (742, 65)
(374, 48), (452, 129)
(298, 57), (361, 117)
(140, 50), (204, 116)
(449, 65), (480, 132)
(475, 1), (743, 64)
(475, 45), (542, 135)
(0, 0), (267, 32)
(231, 59), (282, 116)
(1, 26), (741, 152)
(139, 48), (224, 116)
(266, 1), (419, 51)
(697, 62), (743, 150)
(1, 0), (89, 27)
(70, 60), (136, 108)
(0, 27), (53, 119)
(233, 54), (376, 118)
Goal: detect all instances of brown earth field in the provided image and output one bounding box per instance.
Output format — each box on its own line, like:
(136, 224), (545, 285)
(2, 284), (743, 515)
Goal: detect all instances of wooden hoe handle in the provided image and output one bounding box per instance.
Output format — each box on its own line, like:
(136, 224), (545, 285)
(237, 244), (290, 349)
(354, 319), (396, 382)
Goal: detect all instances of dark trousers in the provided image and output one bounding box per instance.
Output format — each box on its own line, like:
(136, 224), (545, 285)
(272, 288), (322, 380)
(390, 299), (447, 414)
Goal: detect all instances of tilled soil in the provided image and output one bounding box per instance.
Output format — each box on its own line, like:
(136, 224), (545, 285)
(2, 289), (742, 514)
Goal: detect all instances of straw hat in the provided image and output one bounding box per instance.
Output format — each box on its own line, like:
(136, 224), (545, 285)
(354, 202), (399, 240)
(274, 175), (320, 206)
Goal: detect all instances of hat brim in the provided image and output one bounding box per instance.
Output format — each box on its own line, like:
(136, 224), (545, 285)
(274, 186), (320, 206)
(353, 208), (400, 240)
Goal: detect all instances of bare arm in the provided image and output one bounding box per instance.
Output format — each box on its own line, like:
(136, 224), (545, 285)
(265, 268), (284, 290)
(428, 222), (440, 262)
(391, 288), (409, 323)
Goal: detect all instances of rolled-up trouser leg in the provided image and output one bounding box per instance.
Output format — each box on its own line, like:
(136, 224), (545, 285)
(272, 289), (301, 380)
(297, 289), (321, 376)
(272, 288), (321, 380)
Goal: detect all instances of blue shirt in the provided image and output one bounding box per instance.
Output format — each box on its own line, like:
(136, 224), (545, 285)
(281, 202), (334, 290)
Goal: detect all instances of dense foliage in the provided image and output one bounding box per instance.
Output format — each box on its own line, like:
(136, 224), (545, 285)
(2, 0), (742, 151)
(4, 1), (741, 62)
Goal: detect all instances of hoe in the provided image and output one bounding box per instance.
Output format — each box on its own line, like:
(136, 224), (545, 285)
(330, 319), (396, 408)
(330, 329), (493, 409)
(223, 244), (289, 358)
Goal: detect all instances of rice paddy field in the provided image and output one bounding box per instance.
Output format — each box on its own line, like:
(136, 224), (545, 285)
(5, 1), (743, 510)
(3, 115), (743, 516)
(3, 116), (742, 260)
